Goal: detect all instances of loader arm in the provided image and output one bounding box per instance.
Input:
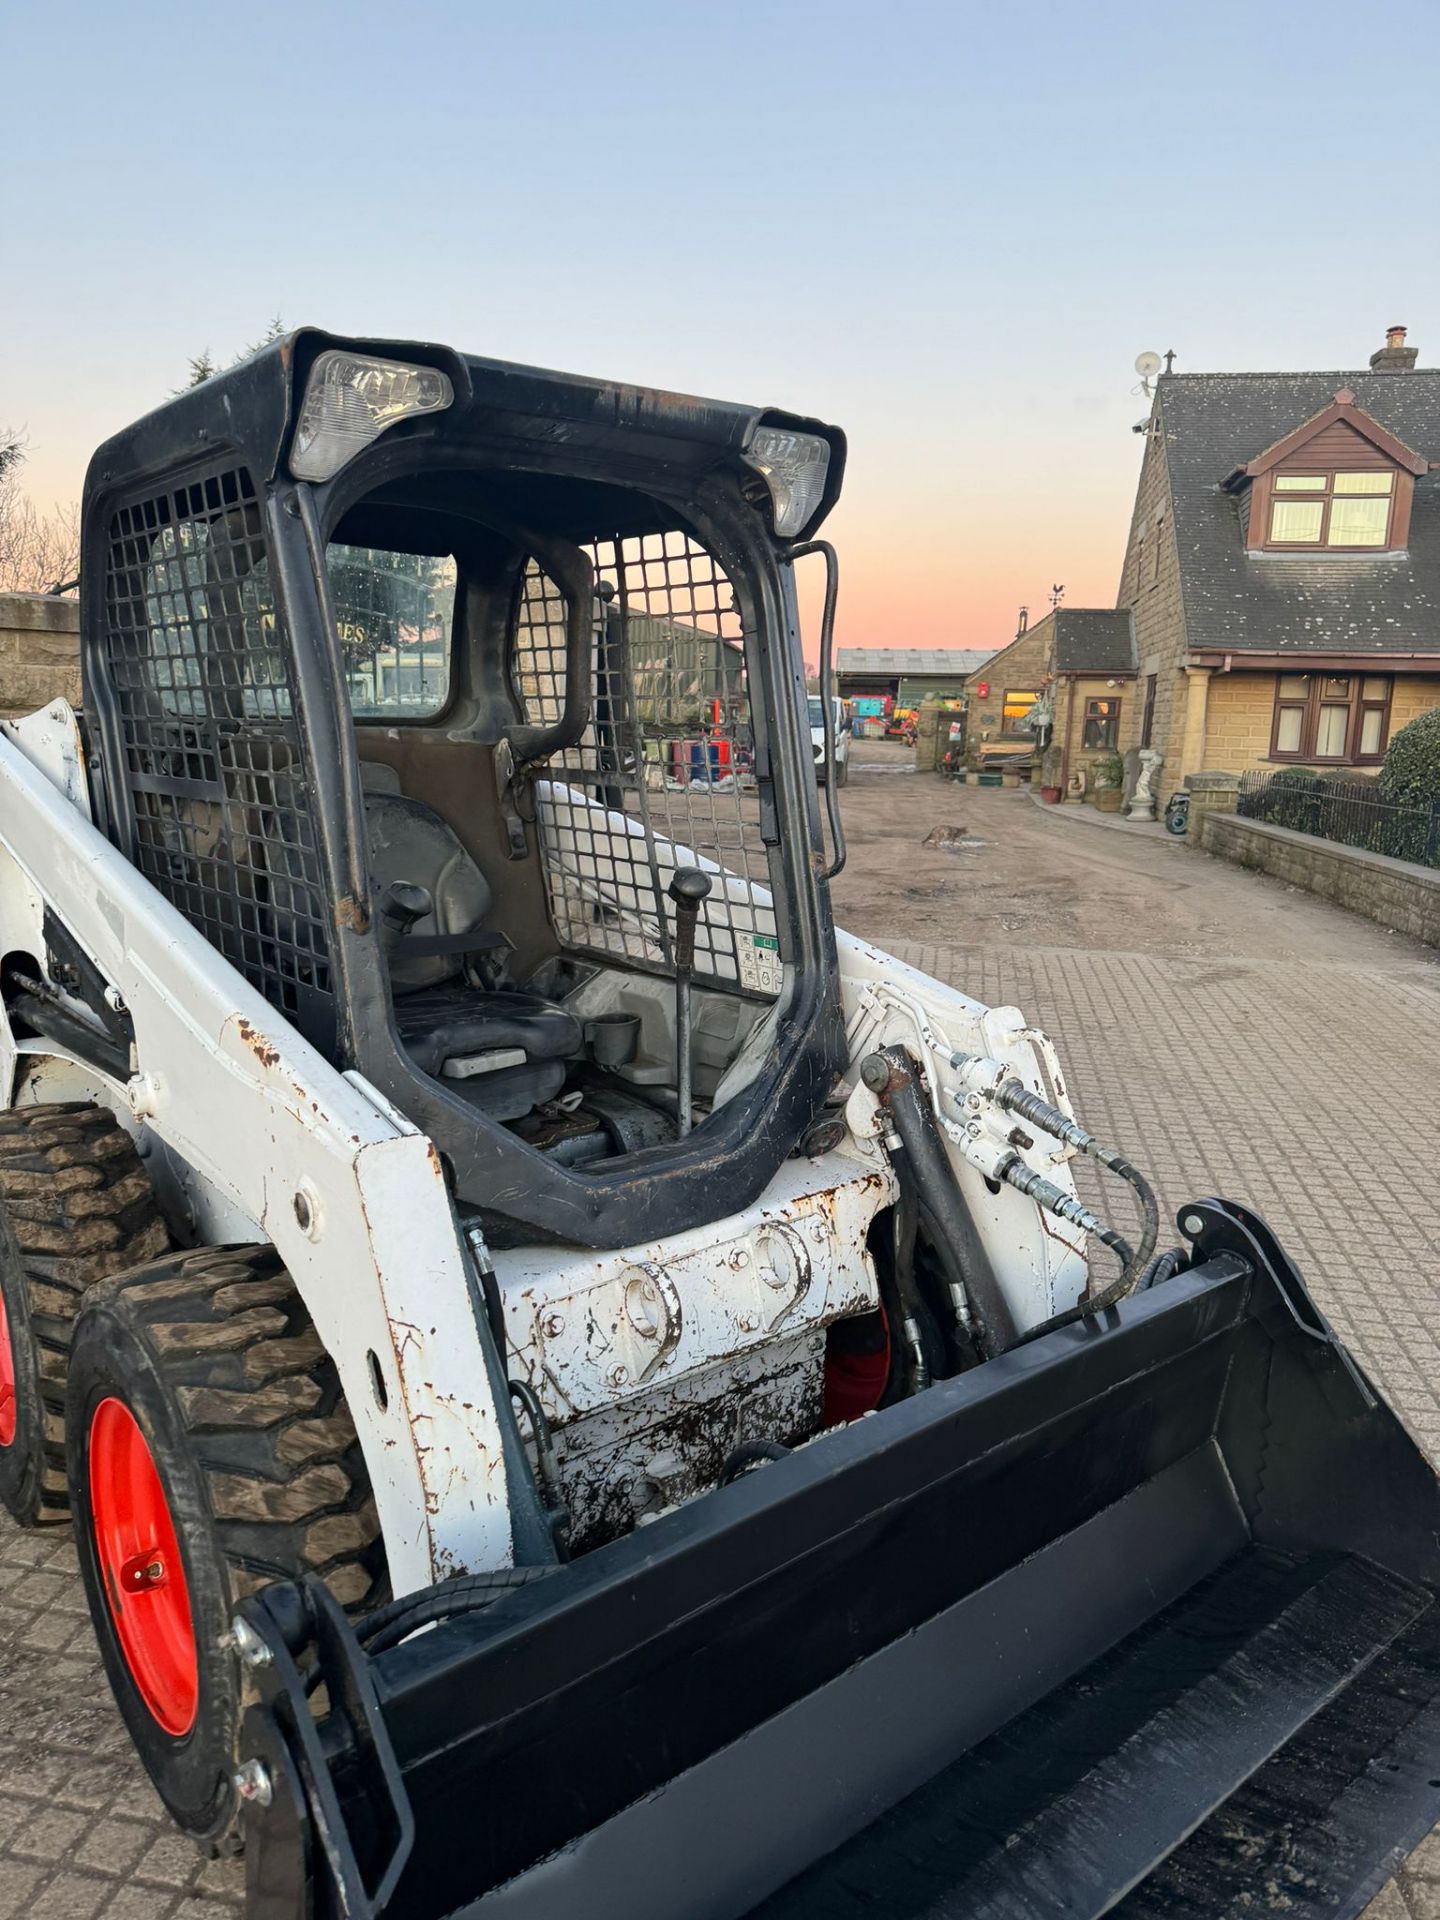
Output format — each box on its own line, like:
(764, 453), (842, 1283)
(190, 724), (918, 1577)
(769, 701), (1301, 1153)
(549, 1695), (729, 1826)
(0, 718), (520, 1589)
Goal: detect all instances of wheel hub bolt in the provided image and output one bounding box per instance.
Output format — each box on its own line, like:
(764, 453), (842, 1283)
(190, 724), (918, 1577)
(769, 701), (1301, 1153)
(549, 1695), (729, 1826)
(222, 1615), (273, 1669)
(232, 1759), (273, 1808)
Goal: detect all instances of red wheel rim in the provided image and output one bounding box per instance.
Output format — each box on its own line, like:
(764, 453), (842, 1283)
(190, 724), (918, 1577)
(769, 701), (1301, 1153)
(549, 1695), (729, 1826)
(88, 1398), (198, 1736)
(0, 1286), (16, 1449)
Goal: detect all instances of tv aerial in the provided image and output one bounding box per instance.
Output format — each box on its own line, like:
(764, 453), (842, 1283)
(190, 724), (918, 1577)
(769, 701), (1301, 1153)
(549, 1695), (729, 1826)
(1134, 349), (1163, 397)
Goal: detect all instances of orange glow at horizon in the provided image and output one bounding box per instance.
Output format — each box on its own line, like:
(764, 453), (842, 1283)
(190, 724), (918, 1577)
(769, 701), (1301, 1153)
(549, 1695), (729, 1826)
(798, 478), (1133, 658)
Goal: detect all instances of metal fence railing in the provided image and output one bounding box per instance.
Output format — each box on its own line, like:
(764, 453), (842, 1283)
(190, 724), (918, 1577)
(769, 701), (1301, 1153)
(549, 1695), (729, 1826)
(1235, 768), (1440, 870)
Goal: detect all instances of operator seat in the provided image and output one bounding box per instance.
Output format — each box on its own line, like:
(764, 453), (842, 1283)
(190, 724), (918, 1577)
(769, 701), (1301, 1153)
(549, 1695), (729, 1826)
(359, 763), (579, 1120)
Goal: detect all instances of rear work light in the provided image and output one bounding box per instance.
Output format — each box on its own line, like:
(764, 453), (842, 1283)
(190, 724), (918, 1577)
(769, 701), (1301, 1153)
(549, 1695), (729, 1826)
(290, 351), (454, 482)
(742, 425), (831, 537)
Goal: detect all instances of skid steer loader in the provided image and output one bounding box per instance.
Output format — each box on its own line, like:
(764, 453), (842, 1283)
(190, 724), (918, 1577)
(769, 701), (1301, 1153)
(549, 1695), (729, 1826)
(0, 331), (1436, 1920)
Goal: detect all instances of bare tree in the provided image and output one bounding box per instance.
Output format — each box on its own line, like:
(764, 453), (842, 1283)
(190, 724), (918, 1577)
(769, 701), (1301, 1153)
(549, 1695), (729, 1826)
(0, 431), (81, 596)
(1, 314), (292, 594)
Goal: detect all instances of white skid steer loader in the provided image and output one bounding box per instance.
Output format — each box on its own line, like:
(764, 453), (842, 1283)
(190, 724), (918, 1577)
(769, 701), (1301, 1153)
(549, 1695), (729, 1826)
(0, 332), (1436, 1920)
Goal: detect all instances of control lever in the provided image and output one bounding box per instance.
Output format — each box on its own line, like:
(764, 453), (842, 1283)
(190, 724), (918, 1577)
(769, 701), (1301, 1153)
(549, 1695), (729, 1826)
(668, 868), (713, 1137)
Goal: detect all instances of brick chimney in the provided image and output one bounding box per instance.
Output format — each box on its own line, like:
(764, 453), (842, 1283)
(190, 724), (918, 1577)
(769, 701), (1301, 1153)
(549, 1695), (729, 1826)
(1369, 325), (1418, 373)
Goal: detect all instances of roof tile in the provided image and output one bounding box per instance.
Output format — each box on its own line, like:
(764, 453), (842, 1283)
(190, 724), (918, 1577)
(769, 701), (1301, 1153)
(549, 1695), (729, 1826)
(1158, 371), (1440, 657)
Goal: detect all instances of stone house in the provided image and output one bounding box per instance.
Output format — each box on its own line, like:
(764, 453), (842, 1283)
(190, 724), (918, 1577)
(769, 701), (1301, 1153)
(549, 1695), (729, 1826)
(1115, 327), (1440, 791)
(959, 608), (1135, 783)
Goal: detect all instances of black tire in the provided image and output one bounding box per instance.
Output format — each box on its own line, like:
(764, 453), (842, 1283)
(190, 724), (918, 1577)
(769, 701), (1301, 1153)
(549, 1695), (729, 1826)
(66, 1245), (386, 1848)
(0, 1102), (168, 1526)
(835, 757), (849, 788)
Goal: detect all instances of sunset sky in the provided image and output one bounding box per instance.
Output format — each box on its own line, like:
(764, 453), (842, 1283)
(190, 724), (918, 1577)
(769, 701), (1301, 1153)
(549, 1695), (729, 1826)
(7, 0), (1439, 653)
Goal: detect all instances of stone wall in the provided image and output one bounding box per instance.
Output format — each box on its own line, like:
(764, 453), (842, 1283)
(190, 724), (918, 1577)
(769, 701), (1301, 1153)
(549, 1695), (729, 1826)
(1389, 675), (1440, 737)
(914, 700), (942, 773)
(1200, 672), (1279, 771)
(1201, 669), (1440, 774)
(0, 594), (81, 718)
(960, 618), (1054, 767)
(1183, 769), (1240, 841)
(1058, 671), (1139, 785)
(956, 619), (1139, 786)
(1116, 406), (1190, 780)
(1201, 810), (1440, 947)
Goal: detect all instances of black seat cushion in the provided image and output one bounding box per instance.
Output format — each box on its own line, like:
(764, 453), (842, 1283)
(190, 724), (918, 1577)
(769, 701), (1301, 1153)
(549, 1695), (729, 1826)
(394, 988), (581, 1076)
(361, 771), (493, 995)
(359, 767), (579, 1121)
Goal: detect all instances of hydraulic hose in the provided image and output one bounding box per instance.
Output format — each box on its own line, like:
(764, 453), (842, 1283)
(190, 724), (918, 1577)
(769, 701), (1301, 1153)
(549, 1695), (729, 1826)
(861, 1176), (925, 1406)
(862, 1048), (1018, 1358)
(1136, 1245), (1187, 1290)
(508, 1378), (571, 1559)
(988, 1077), (1160, 1285)
(356, 1567), (560, 1659)
(886, 1156), (931, 1396)
(719, 1440), (791, 1483)
(997, 1155), (1134, 1276)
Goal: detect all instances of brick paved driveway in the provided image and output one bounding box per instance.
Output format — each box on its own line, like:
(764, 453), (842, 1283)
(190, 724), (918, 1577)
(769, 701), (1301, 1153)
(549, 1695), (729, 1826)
(2, 771), (1438, 1916)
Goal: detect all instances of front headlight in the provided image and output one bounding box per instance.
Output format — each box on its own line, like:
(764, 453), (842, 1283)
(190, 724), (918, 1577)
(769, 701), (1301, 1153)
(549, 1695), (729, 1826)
(741, 425), (831, 537)
(290, 350), (454, 482)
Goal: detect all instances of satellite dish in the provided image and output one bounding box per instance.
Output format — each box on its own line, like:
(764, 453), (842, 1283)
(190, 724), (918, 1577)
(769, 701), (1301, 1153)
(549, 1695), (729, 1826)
(1134, 350), (1163, 379)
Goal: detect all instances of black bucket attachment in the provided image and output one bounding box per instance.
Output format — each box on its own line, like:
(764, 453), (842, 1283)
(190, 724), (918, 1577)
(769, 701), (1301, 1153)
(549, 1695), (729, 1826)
(239, 1201), (1440, 1920)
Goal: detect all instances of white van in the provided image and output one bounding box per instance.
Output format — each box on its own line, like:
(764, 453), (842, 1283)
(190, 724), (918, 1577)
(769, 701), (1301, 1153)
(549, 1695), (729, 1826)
(808, 695), (851, 786)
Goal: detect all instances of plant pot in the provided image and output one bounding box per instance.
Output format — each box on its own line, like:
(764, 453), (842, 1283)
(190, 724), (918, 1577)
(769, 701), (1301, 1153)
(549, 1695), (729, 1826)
(1094, 787), (1124, 813)
(1040, 786), (1062, 804)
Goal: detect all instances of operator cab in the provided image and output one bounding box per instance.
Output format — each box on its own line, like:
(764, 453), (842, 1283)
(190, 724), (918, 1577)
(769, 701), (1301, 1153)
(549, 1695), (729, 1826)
(322, 491), (778, 1162)
(80, 334), (849, 1246)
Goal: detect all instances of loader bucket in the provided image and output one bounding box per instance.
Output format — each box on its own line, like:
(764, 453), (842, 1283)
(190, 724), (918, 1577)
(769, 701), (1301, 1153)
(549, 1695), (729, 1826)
(239, 1199), (1440, 1920)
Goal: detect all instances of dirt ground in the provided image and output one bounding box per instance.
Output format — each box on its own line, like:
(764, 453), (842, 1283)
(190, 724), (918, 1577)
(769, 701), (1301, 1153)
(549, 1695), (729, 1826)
(831, 735), (1435, 971)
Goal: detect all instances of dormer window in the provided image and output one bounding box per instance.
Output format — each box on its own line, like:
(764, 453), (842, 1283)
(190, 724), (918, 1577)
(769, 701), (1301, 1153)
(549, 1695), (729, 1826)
(1225, 389), (1427, 555)
(1267, 470), (1394, 548)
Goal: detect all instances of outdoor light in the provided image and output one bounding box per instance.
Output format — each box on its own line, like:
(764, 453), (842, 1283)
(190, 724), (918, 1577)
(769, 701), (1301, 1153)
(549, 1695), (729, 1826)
(742, 425), (831, 537)
(290, 351), (454, 482)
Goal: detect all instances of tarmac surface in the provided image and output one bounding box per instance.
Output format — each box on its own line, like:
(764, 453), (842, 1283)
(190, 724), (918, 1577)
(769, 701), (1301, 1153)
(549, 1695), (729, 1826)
(1, 735), (1437, 1916)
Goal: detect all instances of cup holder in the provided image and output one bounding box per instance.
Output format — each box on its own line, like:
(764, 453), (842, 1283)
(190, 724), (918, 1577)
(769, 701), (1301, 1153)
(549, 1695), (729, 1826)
(585, 1013), (642, 1069)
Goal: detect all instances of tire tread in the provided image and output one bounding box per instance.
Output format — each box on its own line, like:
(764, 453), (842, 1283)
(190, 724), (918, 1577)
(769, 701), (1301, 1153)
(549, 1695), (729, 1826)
(0, 1102), (168, 1522)
(103, 1246), (385, 1612)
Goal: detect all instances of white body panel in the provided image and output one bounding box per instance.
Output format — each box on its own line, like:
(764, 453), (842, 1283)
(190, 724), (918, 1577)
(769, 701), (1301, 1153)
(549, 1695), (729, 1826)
(0, 721), (507, 1593)
(499, 1147), (893, 1429)
(0, 705), (1090, 1593)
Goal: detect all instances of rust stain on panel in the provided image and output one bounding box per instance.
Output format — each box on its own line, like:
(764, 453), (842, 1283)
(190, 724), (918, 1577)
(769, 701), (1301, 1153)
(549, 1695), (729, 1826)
(234, 1017), (280, 1069)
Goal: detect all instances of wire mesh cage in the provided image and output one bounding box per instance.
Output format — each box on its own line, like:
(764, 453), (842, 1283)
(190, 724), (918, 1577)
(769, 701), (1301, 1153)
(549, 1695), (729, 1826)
(515, 531), (783, 997)
(99, 468), (336, 1050)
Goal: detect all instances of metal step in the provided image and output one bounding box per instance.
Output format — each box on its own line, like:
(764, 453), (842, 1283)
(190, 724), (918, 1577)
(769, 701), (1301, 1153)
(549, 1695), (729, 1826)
(754, 1550), (1431, 1920)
